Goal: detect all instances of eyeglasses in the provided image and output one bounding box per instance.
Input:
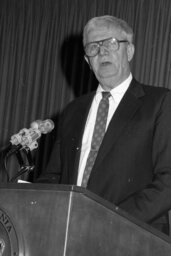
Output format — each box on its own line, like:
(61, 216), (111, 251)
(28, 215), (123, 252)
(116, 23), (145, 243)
(84, 37), (128, 57)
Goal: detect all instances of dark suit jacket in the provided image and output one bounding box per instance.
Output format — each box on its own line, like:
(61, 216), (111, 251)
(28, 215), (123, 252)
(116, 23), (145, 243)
(39, 78), (171, 234)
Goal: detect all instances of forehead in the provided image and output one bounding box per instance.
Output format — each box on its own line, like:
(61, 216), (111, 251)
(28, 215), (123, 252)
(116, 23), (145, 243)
(85, 25), (122, 44)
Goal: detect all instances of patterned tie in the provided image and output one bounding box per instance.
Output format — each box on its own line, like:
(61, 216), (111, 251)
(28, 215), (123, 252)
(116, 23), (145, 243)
(81, 91), (111, 187)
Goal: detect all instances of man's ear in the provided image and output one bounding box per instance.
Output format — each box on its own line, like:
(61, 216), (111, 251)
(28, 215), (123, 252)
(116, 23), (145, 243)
(84, 55), (89, 64)
(84, 55), (92, 69)
(127, 43), (135, 62)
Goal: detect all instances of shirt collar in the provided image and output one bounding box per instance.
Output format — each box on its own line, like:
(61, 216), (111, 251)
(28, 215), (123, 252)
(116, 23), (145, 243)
(95, 73), (132, 102)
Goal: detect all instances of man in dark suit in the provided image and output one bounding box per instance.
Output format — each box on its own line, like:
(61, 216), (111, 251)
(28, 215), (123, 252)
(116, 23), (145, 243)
(38, 15), (171, 235)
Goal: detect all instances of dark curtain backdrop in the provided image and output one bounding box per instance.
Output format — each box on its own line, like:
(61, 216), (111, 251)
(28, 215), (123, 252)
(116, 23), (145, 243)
(0, 0), (171, 181)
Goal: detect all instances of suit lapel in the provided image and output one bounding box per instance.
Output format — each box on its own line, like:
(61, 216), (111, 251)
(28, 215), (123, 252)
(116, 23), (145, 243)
(92, 79), (145, 170)
(72, 92), (95, 140)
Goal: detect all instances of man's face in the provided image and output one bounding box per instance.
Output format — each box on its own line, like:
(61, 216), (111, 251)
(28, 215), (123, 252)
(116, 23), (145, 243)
(84, 26), (134, 90)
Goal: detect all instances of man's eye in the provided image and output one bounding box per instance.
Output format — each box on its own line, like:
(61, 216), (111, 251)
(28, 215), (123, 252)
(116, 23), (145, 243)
(90, 44), (98, 50)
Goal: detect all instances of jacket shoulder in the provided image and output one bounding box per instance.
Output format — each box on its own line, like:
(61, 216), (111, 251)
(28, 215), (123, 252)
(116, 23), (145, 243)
(64, 92), (95, 113)
(131, 78), (171, 99)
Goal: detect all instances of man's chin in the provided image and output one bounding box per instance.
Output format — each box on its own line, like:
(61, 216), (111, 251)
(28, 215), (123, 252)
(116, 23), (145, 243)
(98, 70), (118, 80)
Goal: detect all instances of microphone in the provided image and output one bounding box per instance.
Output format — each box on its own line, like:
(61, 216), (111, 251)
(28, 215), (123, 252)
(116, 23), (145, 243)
(10, 119), (54, 150)
(30, 119), (54, 134)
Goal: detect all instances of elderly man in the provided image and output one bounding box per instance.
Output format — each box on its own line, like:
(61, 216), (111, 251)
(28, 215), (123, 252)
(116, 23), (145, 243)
(37, 15), (171, 235)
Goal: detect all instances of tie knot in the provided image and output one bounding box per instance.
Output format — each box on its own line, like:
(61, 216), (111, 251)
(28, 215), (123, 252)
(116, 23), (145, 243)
(102, 91), (111, 100)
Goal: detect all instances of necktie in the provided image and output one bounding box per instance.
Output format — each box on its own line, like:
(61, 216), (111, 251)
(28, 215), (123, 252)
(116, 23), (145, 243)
(81, 91), (111, 187)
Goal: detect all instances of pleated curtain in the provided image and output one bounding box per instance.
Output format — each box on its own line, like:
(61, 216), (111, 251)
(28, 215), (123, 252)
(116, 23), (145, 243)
(0, 0), (170, 181)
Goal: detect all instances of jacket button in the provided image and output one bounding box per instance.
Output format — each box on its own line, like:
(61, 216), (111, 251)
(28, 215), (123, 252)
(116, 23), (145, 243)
(128, 178), (133, 182)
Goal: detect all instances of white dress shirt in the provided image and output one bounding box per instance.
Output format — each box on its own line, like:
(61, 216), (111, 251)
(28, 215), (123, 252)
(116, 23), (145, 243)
(77, 73), (133, 186)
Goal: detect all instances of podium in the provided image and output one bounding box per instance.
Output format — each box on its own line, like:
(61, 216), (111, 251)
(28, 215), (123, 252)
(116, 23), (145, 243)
(0, 183), (171, 255)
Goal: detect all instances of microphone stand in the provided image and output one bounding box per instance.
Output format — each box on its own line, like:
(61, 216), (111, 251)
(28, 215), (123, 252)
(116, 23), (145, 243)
(4, 145), (35, 183)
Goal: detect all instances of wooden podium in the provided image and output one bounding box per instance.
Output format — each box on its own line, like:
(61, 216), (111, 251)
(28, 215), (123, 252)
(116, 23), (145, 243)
(0, 183), (171, 255)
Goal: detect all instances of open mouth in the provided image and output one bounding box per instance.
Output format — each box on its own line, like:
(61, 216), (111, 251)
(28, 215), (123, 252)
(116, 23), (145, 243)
(100, 61), (112, 66)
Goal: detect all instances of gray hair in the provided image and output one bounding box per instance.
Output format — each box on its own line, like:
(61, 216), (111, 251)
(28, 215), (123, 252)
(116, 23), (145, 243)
(83, 15), (134, 46)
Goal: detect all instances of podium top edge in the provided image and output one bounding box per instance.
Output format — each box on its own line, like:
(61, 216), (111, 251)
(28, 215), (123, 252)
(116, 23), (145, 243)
(0, 182), (80, 192)
(0, 183), (112, 208)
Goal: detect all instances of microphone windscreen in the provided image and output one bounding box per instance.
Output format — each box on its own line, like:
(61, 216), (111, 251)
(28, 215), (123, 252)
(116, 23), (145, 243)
(30, 119), (55, 134)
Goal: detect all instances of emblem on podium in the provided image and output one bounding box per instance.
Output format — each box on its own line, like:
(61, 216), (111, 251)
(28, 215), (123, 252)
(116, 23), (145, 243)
(0, 208), (20, 256)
